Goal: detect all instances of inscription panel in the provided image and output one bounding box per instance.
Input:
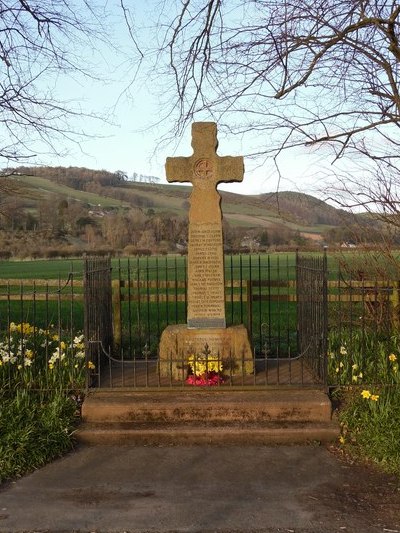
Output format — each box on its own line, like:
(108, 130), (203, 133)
(188, 223), (225, 326)
(184, 334), (226, 355)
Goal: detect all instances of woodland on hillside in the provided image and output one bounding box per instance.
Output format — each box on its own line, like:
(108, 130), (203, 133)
(0, 166), (392, 259)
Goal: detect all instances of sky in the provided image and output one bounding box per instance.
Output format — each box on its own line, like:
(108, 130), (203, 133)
(18, 1), (335, 199)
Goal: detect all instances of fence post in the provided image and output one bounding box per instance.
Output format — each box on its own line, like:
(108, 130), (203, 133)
(112, 278), (122, 348)
(390, 280), (400, 329)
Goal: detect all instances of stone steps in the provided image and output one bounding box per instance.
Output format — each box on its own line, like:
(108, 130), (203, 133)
(75, 389), (340, 446)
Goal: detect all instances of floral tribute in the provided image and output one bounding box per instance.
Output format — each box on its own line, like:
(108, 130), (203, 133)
(186, 344), (224, 386)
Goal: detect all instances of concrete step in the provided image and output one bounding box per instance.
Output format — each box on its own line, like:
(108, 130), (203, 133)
(76, 389), (339, 446)
(81, 389), (333, 424)
(75, 421), (340, 446)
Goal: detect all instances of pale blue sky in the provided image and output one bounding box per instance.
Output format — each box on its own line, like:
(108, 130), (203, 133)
(28, 1), (336, 198)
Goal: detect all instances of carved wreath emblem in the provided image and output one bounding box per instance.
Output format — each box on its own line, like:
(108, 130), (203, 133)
(194, 159), (213, 179)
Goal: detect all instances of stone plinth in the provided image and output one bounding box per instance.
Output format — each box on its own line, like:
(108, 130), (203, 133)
(158, 324), (254, 380)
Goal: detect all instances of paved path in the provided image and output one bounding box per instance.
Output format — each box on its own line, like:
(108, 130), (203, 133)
(0, 445), (399, 533)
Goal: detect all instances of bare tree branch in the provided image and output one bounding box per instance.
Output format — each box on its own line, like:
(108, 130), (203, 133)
(154, 0), (400, 219)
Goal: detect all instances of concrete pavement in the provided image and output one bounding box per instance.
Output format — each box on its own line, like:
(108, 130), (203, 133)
(0, 444), (399, 533)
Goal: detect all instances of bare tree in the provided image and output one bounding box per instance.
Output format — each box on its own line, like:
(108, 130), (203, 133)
(160, 0), (400, 216)
(0, 1), (141, 165)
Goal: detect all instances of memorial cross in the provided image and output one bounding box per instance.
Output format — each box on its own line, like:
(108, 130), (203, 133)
(166, 122), (244, 328)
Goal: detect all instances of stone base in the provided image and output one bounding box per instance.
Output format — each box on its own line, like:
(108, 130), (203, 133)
(158, 324), (254, 380)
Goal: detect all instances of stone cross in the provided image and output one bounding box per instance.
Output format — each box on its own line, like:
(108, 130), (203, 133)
(166, 122), (244, 328)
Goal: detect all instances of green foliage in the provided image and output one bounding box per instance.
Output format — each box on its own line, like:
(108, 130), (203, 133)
(328, 330), (400, 386)
(337, 386), (400, 475)
(0, 322), (89, 391)
(329, 328), (400, 475)
(0, 321), (87, 482)
(0, 389), (77, 482)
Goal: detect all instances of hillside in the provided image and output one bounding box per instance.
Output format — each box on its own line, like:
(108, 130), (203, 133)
(0, 166), (363, 258)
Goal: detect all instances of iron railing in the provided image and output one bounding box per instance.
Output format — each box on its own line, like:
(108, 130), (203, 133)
(1, 254), (399, 389)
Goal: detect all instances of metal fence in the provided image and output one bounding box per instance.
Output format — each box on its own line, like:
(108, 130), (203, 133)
(1, 253), (399, 390)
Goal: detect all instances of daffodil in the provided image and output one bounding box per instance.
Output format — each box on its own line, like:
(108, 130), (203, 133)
(87, 361), (95, 370)
(361, 389), (371, 399)
(389, 353), (397, 362)
(188, 353), (223, 376)
(339, 435), (345, 445)
(340, 346), (347, 355)
(371, 394), (379, 401)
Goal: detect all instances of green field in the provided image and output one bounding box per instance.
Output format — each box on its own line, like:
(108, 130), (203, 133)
(14, 175), (130, 208)
(0, 252), (328, 280)
(0, 254), (304, 356)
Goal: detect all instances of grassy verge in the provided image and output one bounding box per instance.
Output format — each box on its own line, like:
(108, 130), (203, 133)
(0, 390), (79, 482)
(0, 321), (88, 483)
(329, 329), (400, 475)
(336, 386), (400, 475)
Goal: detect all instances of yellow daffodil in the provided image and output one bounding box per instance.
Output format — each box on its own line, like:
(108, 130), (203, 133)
(339, 435), (345, 445)
(389, 353), (397, 362)
(187, 353), (223, 376)
(87, 361), (95, 370)
(371, 394), (379, 401)
(361, 389), (371, 399)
